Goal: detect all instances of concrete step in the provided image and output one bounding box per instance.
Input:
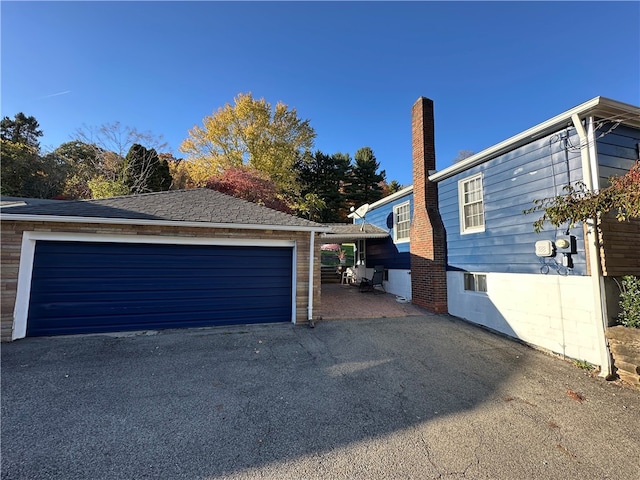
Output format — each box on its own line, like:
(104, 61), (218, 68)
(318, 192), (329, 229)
(321, 265), (347, 284)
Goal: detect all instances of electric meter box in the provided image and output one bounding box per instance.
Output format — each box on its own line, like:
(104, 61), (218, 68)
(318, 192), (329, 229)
(535, 240), (554, 257)
(555, 235), (577, 254)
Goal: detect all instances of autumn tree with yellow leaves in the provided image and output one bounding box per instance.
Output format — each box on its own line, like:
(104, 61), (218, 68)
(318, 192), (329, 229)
(179, 93), (316, 192)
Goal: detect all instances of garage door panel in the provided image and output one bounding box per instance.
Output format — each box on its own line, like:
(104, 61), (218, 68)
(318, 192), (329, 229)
(30, 306), (288, 336)
(32, 251), (290, 268)
(33, 254), (290, 270)
(29, 289), (293, 318)
(30, 274), (291, 292)
(29, 285), (292, 305)
(26, 241), (294, 336)
(34, 243), (288, 262)
(31, 303), (290, 326)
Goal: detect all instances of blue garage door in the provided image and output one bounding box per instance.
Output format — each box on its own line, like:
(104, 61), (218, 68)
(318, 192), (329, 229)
(26, 240), (293, 336)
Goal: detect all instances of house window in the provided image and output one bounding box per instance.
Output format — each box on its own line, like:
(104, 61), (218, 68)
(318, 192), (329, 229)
(393, 201), (411, 243)
(458, 174), (485, 234)
(464, 273), (487, 293)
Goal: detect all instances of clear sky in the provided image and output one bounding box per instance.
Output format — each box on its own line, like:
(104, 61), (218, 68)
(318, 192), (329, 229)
(2, 1), (639, 187)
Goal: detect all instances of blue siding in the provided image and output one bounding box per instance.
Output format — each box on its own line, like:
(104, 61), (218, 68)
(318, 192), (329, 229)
(27, 241), (293, 336)
(438, 127), (589, 275)
(596, 123), (640, 187)
(355, 193), (412, 269)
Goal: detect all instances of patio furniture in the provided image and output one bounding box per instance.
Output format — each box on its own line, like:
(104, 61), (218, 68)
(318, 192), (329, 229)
(359, 265), (385, 293)
(341, 267), (356, 284)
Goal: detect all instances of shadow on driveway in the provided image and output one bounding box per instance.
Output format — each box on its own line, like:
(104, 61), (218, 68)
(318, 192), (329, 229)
(2, 315), (639, 479)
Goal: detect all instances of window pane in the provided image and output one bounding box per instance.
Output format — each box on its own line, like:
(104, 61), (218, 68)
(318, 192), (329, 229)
(395, 203), (411, 241)
(460, 175), (484, 232)
(464, 273), (475, 291)
(476, 274), (487, 292)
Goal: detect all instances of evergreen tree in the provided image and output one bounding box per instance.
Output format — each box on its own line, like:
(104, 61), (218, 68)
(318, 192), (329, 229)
(346, 147), (386, 208)
(124, 144), (172, 193)
(0, 113), (65, 198)
(1, 112), (43, 151)
(295, 150), (351, 222)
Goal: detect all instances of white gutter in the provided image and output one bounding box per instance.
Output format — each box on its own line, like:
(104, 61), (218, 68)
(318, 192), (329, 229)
(429, 96), (640, 183)
(348, 186), (415, 221)
(308, 231), (315, 323)
(571, 114), (612, 378)
(0, 214), (331, 234)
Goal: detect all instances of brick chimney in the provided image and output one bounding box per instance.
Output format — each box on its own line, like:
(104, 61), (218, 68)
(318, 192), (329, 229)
(410, 97), (448, 313)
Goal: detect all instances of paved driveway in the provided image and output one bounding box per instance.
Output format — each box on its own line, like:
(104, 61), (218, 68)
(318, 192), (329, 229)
(2, 314), (639, 479)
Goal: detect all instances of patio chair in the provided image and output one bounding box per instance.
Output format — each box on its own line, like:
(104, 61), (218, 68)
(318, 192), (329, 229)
(341, 267), (356, 285)
(359, 265), (385, 294)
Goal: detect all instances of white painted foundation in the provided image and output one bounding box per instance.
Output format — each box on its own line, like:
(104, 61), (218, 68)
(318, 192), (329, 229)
(447, 271), (604, 366)
(385, 269), (412, 300)
(350, 267), (412, 300)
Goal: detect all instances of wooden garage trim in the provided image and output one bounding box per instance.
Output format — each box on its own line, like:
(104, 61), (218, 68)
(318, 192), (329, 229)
(5, 214), (330, 233)
(14, 231), (297, 340)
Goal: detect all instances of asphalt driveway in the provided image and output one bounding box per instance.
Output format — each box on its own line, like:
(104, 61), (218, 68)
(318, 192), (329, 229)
(2, 314), (639, 479)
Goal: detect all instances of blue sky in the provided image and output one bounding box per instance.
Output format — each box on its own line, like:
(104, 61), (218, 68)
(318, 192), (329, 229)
(2, 1), (639, 187)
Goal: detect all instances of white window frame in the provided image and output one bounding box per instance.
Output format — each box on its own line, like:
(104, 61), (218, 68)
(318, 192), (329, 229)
(458, 173), (485, 234)
(463, 273), (487, 293)
(393, 201), (411, 243)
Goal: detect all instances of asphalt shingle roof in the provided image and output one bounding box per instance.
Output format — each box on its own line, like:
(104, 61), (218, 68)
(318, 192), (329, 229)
(321, 223), (389, 240)
(0, 189), (325, 229)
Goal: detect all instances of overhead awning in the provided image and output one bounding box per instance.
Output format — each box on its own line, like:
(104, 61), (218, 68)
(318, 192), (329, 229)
(320, 223), (389, 242)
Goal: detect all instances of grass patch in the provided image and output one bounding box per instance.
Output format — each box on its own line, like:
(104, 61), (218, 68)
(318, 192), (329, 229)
(572, 359), (595, 371)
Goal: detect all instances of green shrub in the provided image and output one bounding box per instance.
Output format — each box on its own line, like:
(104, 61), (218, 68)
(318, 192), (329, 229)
(618, 275), (640, 328)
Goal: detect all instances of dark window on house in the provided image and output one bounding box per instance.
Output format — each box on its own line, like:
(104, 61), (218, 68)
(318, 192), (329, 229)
(464, 273), (487, 293)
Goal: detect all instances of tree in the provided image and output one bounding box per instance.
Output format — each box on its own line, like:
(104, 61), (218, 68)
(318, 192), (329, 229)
(72, 122), (168, 198)
(1, 112), (42, 150)
(292, 193), (327, 221)
(346, 147), (386, 207)
(180, 92), (316, 192)
(0, 142), (67, 198)
(0, 113), (65, 198)
(524, 160), (640, 232)
(453, 150), (475, 163)
(295, 150), (351, 222)
(161, 154), (189, 189)
(205, 167), (291, 213)
(51, 141), (103, 199)
(86, 177), (130, 199)
(124, 144), (172, 194)
(379, 179), (403, 197)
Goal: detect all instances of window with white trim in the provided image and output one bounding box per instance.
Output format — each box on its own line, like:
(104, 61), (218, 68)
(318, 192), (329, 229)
(393, 201), (411, 243)
(458, 173), (485, 233)
(464, 273), (487, 293)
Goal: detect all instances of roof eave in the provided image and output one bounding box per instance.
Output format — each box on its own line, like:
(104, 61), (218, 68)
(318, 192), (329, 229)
(0, 214), (331, 233)
(429, 96), (640, 183)
(320, 233), (389, 241)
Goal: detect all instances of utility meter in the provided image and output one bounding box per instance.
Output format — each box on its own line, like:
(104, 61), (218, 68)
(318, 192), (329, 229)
(555, 235), (577, 254)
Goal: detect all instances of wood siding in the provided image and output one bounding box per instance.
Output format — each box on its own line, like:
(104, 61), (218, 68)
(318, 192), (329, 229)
(599, 215), (640, 276)
(596, 123), (640, 188)
(596, 122), (640, 276)
(438, 127), (589, 275)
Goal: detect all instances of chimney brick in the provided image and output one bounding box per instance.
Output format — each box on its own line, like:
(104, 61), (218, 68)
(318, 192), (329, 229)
(410, 97), (448, 313)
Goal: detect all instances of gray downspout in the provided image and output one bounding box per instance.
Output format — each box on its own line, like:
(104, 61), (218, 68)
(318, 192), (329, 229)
(571, 113), (613, 378)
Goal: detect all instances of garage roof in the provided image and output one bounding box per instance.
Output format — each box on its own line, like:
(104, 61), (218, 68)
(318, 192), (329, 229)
(0, 188), (329, 232)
